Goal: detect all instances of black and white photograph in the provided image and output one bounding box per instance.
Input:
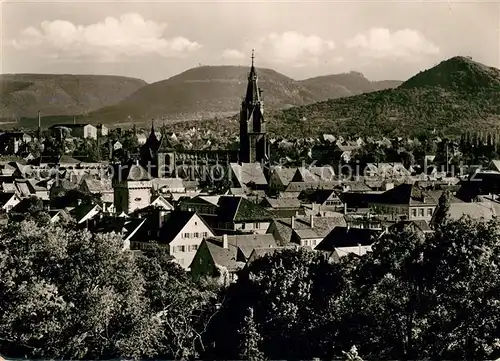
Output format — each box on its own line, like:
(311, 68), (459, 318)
(1, 0), (500, 360)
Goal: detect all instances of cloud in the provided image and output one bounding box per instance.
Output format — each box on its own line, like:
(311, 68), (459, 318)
(346, 28), (439, 60)
(11, 13), (201, 62)
(252, 31), (336, 66)
(221, 49), (246, 60)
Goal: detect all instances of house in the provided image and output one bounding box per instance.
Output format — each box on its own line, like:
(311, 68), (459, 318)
(281, 181), (339, 199)
(0, 132), (32, 154)
(267, 214), (347, 246)
(365, 163), (410, 180)
(315, 226), (381, 253)
(70, 203), (102, 226)
(299, 189), (344, 211)
(50, 124), (98, 140)
(48, 209), (72, 224)
(246, 245), (301, 265)
(80, 178), (114, 204)
(213, 196), (274, 234)
(291, 166), (335, 183)
(268, 167), (297, 191)
(148, 195), (174, 211)
(259, 197), (302, 217)
(97, 124), (108, 137)
(0, 193), (21, 212)
(432, 201), (497, 222)
(152, 177), (185, 194)
(229, 162), (268, 192)
(335, 144), (360, 163)
(113, 162), (153, 214)
(153, 211), (215, 269)
(369, 183), (439, 222)
(387, 219), (433, 235)
(190, 233), (278, 281)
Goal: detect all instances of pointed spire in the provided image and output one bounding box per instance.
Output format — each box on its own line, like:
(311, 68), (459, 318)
(251, 49), (255, 68)
(150, 119), (155, 136)
(245, 50), (260, 104)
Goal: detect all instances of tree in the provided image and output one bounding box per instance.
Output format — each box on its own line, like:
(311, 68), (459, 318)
(432, 189), (451, 226)
(0, 221), (160, 359)
(238, 307), (264, 361)
(420, 217), (500, 359)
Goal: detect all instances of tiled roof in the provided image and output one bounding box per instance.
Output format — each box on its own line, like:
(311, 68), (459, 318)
(158, 211), (200, 244)
(217, 196), (274, 222)
(446, 201), (496, 221)
(230, 162), (267, 188)
(83, 179), (112, 193)
(271, 167), (296, 186)
(261, 197), (301, 209)
(316, 226), (381, 251)
(273, 215), (347, 244)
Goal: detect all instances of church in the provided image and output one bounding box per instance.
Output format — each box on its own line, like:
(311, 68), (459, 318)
(239, 50), (270, 164)
(138, 51), (270, 176)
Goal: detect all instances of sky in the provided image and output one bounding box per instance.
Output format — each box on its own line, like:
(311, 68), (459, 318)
(1, 0), (498, 83)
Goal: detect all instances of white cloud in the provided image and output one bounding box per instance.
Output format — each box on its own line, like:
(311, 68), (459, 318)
(11, 13), (201, 62)
(221, 49), (246, 60)
(346, 28), (439, 60)
(252, 31), (336, 66)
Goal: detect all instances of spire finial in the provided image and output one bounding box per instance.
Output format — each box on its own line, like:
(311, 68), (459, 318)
(251, 49), (255, 67)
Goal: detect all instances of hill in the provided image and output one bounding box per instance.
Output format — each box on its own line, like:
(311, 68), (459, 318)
(166, 57), (500, 138)
(0, 74), (147, 120)
(266, 57), (500, 138)
(298, 71), (402, 101)
(85, 66), (400, 125)
(400, 56), (500, 90)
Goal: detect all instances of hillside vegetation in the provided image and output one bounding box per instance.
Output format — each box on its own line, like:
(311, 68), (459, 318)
(298, 71), (402, 101)
(86, 66), (401, 124)
(267, 56), (500, 138)
(0, 74), (147, 120)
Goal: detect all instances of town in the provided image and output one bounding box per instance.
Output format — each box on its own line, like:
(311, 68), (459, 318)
(3, 37), (500, 361)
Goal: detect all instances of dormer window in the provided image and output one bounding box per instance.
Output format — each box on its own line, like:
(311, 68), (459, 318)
(135, 197), (141, 201)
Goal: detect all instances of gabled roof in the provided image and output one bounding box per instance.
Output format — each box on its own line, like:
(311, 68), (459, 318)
(260, 197), (301, 209)
(272, 215), (347, 244)
(217, 196), (273, 222)
(316, 226), (381, 251)
(149, 195), (174, 210)
(230, 162), (267, 188)
(70, 203), (102, 223)
(299, 189), (339, 205)
(271, 167), (296, 186)
(201, 234), (278, 270)
(445, 201), (496, 221)
(203, 239), (243, 272)
(82, 179), (112, 193)
(0, 192), (19, 205)
(377, 183), (438, 206)
(158, 211), (213, 244)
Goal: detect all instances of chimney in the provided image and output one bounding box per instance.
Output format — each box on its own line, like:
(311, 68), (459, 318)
(310, 214), (314, 228)
(344, 202), (347, 215)
(291, 215), (295, 229)
(222, 234), (228, 249)
(358, 243), (362, 255)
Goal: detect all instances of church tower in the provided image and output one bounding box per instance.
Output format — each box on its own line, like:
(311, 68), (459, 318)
(239, 50), (268, 164)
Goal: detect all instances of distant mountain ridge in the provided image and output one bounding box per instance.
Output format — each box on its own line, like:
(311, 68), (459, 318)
(264, 56), (500, 138)
(0, 74), (147, 120)
(163, 56), (500, 139)
(84, 66), (401, 124)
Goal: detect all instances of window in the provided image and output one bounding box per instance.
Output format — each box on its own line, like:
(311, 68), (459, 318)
(312, 239), (317, 246)
(194, 232), (200, 238)
(194, 221), (198, 225)
(188, 245), (198, 252)
(241, 223), (246, 230)
(411, 208), (417, 217)
(254, 222), (260, 229)
(419, 208), (424, 217)
(427, 208), (433, 216)
(183, 232), (190, 239)
(202, 232), (208, 238)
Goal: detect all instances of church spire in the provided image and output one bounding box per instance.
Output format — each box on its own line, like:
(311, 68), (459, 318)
(245, 49), (260, 104)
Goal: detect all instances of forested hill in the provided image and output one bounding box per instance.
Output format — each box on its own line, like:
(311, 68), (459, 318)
(264, 56), (500, 138)
(0, 74), (147, 120)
